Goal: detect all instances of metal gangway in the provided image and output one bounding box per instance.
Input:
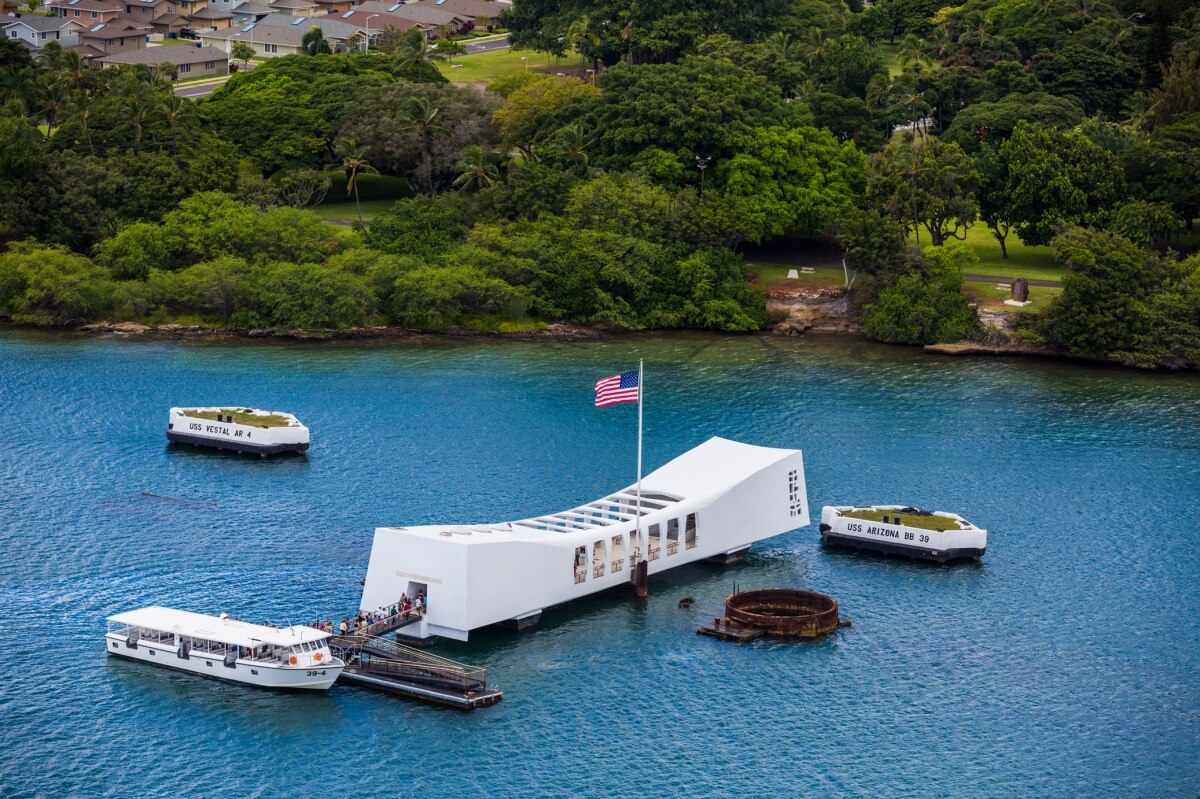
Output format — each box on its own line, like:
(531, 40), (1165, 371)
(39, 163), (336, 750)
(329, 633), (501, 709)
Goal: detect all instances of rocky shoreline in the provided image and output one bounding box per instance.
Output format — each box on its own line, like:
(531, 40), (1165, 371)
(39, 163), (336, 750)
(51, 320), (610, 341)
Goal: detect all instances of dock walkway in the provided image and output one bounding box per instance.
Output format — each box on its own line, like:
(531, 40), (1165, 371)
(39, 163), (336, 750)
(330, 634), (501, 710)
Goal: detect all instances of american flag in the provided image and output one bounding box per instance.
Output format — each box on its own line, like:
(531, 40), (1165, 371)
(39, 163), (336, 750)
(595, 370), (640, 408)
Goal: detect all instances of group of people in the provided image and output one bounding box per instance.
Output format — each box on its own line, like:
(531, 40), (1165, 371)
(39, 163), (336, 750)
(308, 591), (426, 637)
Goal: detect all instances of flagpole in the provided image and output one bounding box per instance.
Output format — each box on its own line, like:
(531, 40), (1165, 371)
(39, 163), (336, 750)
(636, 358), (644, 552)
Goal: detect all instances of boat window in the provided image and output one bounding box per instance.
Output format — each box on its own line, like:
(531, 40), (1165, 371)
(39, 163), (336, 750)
(667, 518), (679, 541)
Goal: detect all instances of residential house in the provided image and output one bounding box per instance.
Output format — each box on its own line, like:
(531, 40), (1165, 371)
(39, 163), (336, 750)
(310, 0), (351, 15)
(186, 4), (230, 27)
(265, 0), (315, 16)
(355, 0), (462, 37)
(409, 0), (503, 30)
(331, 8), (428, 44)
(76, 19), (149, 53)
(46, 0), (123, 25)
(2, 14), (85, 49)
(199, 17), (354, 56)
(229, 2), (273, 24)
(94, 41), (227, 75)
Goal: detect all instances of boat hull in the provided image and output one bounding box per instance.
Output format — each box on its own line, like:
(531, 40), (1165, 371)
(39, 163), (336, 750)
(166, 430), (309, 456)
(105, 634), (341, 690)
(819, 505), (987, 564)
(820, 530), (985, 563)
(166, 408), (310, 456)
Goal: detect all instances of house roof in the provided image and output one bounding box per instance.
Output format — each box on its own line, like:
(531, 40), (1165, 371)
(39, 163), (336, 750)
(1, 14), (86, 32)
(80, 20), (152, 37)
(409, 0), (502, 20)
(356, 1), (462, 25)
(202, 21), (346, 45)
(267, 0), (311, 7)
(151, 12), (186, 24)
(46, 0), (123, 13)
(332, 9), (421, 31)
(188, 5), (232, 17)
(95, 42), (226, 63)
(258, 11), (358, 37)
(230, 2), (273, 14)
(70, 41), (107, 57)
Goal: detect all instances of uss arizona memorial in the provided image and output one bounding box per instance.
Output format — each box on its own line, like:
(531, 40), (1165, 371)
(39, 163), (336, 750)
(360, 437), (810, 641)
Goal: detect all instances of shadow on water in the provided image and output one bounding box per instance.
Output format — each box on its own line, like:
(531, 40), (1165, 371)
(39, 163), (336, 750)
(105, 655), (334, 732)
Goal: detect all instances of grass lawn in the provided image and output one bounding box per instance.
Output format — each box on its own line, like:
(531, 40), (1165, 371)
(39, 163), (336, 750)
(963, 280), (1060, 312)
(314, 199), (396, 222)
(910, 225), (1065, 283)
(840, 508), (965, 531)
(437, 47), (571, 83)
(878, 43), (904, 77)
(183, 409), (294, 427)
(153, 38), (198, 45)
(748, 263), (847, 290)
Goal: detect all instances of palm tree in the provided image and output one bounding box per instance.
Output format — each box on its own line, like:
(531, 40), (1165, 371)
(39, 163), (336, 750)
(801, 27), (829, 63)
(865, 73), (892, 112)
(66, 90), (95, 155)
(395, 27), (442, 75)
(898, 34), (930, 72)
(334, 137), (379, 222)
(565, 14), (600, 68)
(552, 121), (593, 166)
(152, 60), (178, 83)
(763, 31), (800, 61)
(451, 144), (498, 192)
(35, 73), (70, 137)
(399, 96), (447, 194)
(128, 95), (156, 152)
(58, 50), (89, 92)
(302, 26), (332, 56)
(158, 93), (196, 154)
(36, 40), (66, 72)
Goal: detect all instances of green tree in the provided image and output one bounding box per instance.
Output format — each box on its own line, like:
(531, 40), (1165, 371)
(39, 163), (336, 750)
(863, 243), (980, 344)
(1000, 121), (1125, 245)
(334, 137), (379, 223)
(720, 125), (866, 241)
(491, 76), (598, 150)
(451, 144), (499, 192)
(1038, 227), (1166, 358)
(235, 260), (374, 329)
(302, 27), (332, 57)
(0, 241), (112, 323)
(868, 138), (981, 245)
(974, 143), (1014, 258)
(231, 42), (256, 68)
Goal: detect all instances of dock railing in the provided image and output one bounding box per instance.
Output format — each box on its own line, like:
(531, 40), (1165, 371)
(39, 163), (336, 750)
(335, 635), (488, 692)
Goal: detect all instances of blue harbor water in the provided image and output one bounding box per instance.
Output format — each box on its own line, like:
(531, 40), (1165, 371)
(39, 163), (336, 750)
(0, 331), (1198, 798)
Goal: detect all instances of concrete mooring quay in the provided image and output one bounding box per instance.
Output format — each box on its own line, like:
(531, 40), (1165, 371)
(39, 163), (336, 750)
(697, 588), (849, 643)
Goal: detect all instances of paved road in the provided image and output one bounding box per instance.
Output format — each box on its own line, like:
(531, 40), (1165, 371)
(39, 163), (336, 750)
(175, 81), (224, 98)
(963, 273), (1062, 288)
(173, 61), (257, 98)
(464, 36), (510, 53)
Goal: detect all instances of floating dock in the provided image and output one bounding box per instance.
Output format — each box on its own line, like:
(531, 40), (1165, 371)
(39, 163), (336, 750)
(329, 634), (502, 710)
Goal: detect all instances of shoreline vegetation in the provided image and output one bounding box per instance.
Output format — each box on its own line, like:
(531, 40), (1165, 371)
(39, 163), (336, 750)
(2, 3), (1198, 371)
(0, 315), (1172, 373)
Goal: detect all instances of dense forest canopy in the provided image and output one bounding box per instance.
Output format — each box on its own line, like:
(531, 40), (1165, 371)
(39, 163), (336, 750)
(0, 0), (1197, 367)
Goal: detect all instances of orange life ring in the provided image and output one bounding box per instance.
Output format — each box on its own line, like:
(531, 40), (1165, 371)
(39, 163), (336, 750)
(314, 652), (323, 662)
(289, 655), (297, 665)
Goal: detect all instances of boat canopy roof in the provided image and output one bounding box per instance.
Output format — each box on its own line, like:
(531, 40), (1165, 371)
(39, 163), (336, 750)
(107, 606), (330, 648)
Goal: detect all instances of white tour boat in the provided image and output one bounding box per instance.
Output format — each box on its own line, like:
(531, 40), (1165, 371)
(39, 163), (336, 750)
(820, 505), (987, 563)
(359, 437), (810, 641)
(166, 406), (310, 456)
(105, 606), (344, 689)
